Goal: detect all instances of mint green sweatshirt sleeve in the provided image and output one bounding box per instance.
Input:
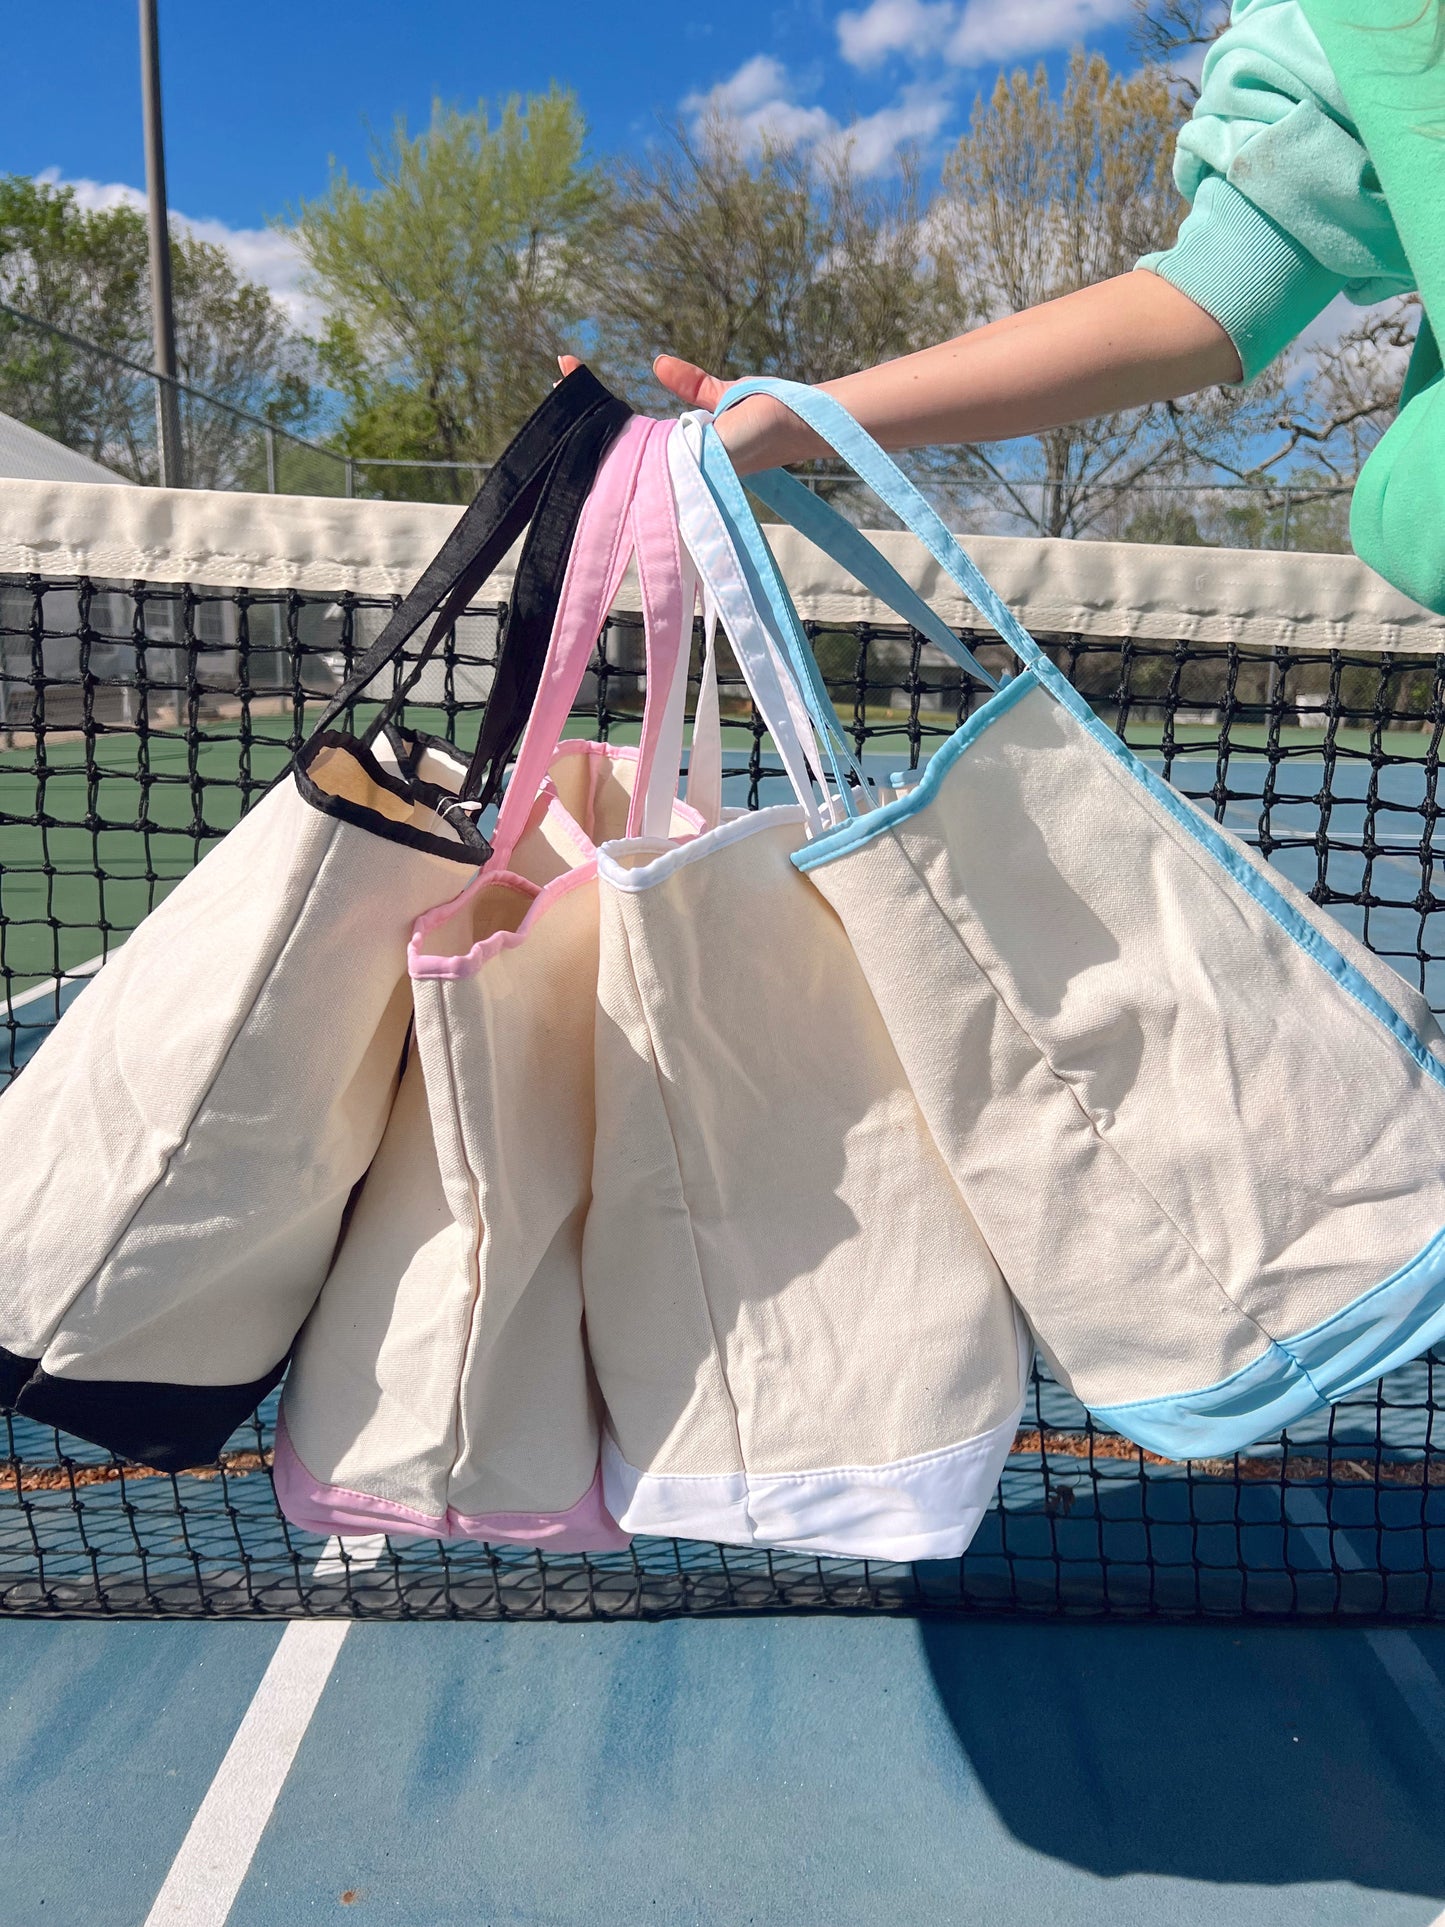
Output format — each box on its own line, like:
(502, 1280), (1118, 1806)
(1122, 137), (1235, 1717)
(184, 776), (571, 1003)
(1137, 0), (1417, 380)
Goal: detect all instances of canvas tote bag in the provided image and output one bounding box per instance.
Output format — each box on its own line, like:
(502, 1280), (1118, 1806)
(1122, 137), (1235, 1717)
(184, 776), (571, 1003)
(581, 415), (1030, 1561)
(705, 378), (1445, 1459)
(275, 414), (710, 1545)
(0, 369), (629, 1469)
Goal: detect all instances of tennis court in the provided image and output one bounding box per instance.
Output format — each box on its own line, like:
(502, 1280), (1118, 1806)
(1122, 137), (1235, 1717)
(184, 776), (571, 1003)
(6, 490), (1445, 1923)
(3, 1609), (1445, 1925)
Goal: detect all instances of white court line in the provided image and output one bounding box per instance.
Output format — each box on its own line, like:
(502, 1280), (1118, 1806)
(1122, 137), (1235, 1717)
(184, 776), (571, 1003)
(141, 1535), (387, 1927)
(1284, 1488), (1445, 1766)
(5, 954), (104, 1013)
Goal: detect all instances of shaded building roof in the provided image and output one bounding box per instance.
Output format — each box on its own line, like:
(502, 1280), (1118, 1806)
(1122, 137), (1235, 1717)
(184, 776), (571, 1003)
(0, 411), (128, 485)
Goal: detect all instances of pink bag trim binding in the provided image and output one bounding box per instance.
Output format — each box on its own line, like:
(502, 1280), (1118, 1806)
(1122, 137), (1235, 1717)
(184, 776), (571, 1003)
(272, 1410), (631, 1551)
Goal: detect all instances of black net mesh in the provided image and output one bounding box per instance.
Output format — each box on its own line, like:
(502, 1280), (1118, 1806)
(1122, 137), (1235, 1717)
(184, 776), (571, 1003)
(3, 572), (1443, 1620)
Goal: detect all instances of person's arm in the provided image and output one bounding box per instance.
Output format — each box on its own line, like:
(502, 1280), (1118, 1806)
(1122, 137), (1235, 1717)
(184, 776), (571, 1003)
(566, 271), (1238, 474)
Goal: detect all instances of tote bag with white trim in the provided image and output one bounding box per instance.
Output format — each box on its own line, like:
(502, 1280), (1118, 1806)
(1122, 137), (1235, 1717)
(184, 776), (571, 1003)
(581, 414), (1030, 1562)
(0, 369), (630, 1470)
(703, 377), (1445, 1459)
(275, 415), (709, 1547)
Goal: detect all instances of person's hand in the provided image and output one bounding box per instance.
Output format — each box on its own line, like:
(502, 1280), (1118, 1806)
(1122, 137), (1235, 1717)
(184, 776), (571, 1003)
(555, 353), (818, 474)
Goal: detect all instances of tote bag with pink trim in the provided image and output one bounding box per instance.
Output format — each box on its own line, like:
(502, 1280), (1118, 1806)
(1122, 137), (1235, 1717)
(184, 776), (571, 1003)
(581, 416), (1030, 1563)
(275, 416), (707, 1548)
(0, 369), (627, 1472)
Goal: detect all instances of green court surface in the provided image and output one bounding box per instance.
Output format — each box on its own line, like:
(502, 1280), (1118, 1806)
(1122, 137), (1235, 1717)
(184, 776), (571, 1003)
(0, 705), (1411, 991)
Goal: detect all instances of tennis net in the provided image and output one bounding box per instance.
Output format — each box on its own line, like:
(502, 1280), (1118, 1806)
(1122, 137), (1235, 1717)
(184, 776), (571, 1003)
(3, 476), (1444, 1621)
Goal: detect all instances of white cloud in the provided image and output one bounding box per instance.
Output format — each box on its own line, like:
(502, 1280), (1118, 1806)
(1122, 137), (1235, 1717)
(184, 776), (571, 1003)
(947, 0), (1136, 66)
(683, 55), (951, 174)
(837, 0), (954, 69)
(33, 169), (317, 329)
(682, 54), (837, 147)
(820, 82), (956, 171)
(837, 0), (1136, 70)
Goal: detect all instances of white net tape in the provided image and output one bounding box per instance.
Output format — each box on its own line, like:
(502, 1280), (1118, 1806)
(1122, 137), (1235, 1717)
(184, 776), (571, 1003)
(0, 475), (1441, 654)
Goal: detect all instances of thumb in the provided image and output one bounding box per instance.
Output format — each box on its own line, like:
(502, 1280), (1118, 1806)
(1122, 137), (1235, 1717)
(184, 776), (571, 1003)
(554, 353), (583, 387)
(654, 353), (727, 413)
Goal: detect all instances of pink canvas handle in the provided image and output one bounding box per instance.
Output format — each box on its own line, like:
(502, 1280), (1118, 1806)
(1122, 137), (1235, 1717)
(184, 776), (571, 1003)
(628, 422), (697, 838)
(493, 415), (654, 857)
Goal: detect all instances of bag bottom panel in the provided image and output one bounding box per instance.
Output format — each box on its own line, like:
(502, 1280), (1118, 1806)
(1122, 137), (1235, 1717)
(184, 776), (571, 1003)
(1094, 1221), (1445, 1457)
(7, 1350), (287, 1472)
(601, 1402), (1022, 1562)
(271, 1412), (630, 1552)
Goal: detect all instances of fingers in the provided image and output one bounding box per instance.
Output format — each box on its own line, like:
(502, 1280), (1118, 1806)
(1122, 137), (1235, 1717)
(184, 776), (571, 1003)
(653, 354), (727, 413)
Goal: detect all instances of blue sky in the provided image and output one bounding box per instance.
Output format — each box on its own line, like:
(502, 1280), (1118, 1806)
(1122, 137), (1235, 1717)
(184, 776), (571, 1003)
(2, 0), (1140, 319)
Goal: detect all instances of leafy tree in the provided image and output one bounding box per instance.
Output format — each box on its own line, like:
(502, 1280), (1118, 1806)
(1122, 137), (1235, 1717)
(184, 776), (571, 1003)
(289, 88), (604, 498)
(0, 176), (150, 468)
(0, 175), (318, 486)
(1123, 502), (1205, 545)
(170, 235), (317, 490)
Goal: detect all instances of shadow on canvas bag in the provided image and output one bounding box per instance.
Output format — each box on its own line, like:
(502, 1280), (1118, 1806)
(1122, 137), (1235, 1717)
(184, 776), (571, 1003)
(275, 415), (711, 1548)
(581, 414), (1031, 1561)
(0, 369), (629, 1469)
(702, 377), (1445, 1459)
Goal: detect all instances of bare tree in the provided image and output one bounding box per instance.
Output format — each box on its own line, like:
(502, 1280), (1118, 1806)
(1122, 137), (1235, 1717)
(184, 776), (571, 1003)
(1269, 294), (1422, 479)
(585, 116), (954, 403)
(1130, 0), (1231, 104)
(932, 51), (1278, 537)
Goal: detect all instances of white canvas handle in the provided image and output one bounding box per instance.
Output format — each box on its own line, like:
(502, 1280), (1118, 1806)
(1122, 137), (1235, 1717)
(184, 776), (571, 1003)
(665, 416), (835, 836)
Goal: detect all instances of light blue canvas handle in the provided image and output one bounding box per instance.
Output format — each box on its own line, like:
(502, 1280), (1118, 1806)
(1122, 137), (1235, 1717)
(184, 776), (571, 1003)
(712, 378), (1046, 674)
(745, 465), (998, 691)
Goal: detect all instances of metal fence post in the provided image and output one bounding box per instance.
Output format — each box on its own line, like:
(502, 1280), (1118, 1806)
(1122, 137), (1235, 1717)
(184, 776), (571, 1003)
(345, 457), (355, 499)
(139, 0), (184, 489)
(1280, 487), (1294, 551)
(264, 426), (278, 494)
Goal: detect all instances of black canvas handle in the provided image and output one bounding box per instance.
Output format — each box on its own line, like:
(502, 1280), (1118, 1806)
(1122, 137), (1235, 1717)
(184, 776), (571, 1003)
(303, 365), (619, 750)
(461, 399), (633, 806)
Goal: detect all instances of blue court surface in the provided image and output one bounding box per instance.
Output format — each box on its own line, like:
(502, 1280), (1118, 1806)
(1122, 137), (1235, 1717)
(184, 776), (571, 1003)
(6, 743), (1445, 1926)
(4, 1610), (1445, 1926)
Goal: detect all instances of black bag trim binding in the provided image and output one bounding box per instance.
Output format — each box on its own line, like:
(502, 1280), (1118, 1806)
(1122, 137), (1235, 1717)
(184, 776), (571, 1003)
(288, 375), (632, 850)
(463, 400), (636, 807)
(0, 1342), (32, 1410)
(11, 1354), (290, 1473)
(293, 732), (490, 863)
(300, 372), (632, 793)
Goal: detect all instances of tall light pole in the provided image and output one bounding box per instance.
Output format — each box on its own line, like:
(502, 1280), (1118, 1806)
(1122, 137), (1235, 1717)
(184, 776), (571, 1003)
(139, 0), (183, 488)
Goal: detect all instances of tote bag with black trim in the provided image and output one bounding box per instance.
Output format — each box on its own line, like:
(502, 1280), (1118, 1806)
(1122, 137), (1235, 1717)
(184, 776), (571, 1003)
(0, 368), (629, 1469)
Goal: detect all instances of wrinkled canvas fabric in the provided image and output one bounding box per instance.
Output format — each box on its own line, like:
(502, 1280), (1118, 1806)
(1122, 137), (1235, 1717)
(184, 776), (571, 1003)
(582, 417), (1029, 1561)
(710, 378), (1445, 1459)
(277, 418), (705, 1547)
(0, 370), (624, 1470)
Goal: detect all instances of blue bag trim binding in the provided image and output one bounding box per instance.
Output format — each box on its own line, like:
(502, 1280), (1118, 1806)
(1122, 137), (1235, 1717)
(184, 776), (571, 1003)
(1095, 1224), (1445, 1457)
(745, 465), (998, 690)
(791, 670), (1037, 870)
(705, 376), (1445, 1456)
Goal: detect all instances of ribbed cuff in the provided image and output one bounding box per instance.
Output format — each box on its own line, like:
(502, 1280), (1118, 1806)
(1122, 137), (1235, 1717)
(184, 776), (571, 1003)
(1137, 177), (1345, 382)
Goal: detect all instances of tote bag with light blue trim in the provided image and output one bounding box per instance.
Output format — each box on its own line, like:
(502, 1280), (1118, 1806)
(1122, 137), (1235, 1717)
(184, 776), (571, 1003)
(697, 378), (1445, 1459)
